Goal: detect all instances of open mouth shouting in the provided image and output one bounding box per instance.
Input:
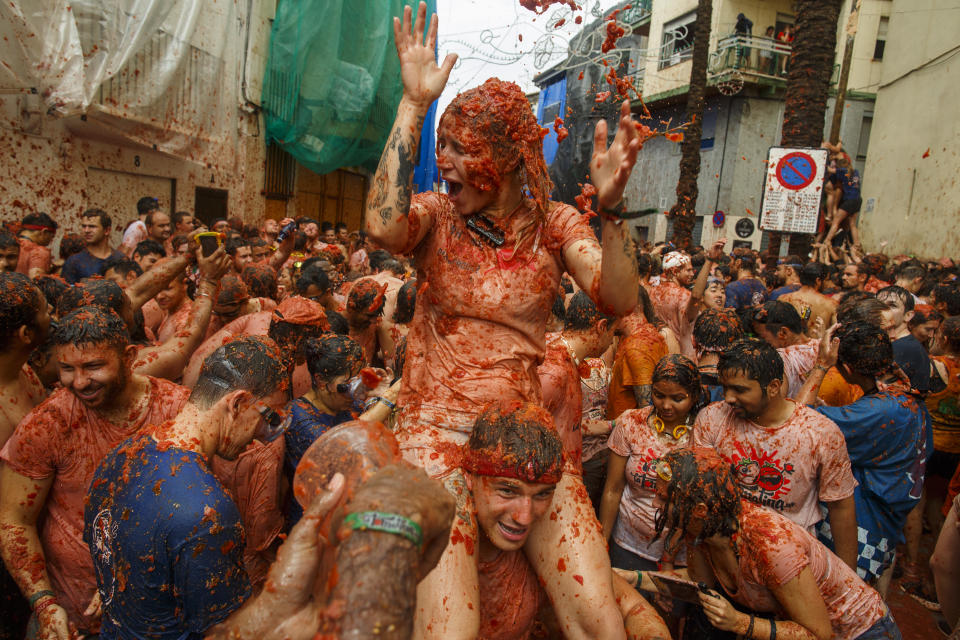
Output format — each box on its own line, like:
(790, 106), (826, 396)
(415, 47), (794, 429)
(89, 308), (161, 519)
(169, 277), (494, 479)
(497, 520), (529, 544)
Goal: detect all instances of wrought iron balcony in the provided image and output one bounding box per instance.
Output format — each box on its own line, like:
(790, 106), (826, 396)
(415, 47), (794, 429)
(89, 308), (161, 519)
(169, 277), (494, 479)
(708, 33), (839, 86)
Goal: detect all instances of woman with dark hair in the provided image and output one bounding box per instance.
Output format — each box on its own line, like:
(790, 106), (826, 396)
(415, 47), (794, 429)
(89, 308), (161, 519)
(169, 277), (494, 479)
(600, 355), (706, 571)
(282, 334), (398, 525)
(620, 448), (900, 640)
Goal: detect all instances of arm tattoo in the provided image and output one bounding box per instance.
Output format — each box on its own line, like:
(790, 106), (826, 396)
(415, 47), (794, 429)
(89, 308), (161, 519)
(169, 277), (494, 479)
(379, 208), (392, 225)
(632, 385), (652, 407)
(395, 136), (415, 215)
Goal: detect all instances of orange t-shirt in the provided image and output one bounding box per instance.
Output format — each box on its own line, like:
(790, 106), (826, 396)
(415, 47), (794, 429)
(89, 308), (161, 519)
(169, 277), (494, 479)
(396, 192), (595, 440)
(648, 280), (694, 358)
(0, 378), (189, 631)
(818, 367), (864, 407)
(606, 324), (668, 420)
(927, 355), (960, 453)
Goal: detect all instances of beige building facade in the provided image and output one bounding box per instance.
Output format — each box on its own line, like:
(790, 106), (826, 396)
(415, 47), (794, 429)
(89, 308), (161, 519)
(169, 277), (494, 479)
(859, 0), (960, 258)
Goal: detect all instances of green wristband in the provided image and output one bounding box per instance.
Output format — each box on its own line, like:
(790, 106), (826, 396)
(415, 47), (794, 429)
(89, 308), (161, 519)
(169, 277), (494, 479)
(28, 589), (56, 608)
(635, 570), (643, 588)
(343, 511), (422, 548)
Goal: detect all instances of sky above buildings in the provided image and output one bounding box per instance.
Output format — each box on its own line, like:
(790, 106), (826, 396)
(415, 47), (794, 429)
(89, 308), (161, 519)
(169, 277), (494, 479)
(435, 0), (623, 117)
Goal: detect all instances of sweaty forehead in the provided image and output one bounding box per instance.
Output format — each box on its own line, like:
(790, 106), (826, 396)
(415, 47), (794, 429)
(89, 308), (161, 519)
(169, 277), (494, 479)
(56, 341), (122, 362)
(481, 475), (555, 494)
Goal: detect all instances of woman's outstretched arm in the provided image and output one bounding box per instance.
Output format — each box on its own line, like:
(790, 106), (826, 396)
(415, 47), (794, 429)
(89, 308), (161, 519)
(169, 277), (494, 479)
(365, 2), (456, 254)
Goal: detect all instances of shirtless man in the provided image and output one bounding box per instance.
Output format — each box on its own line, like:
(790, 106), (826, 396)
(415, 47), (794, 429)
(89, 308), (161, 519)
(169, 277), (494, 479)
(0, 273), (50, 640)
(0, 273), (50, 446)
(345, 278), (389, 366)
(16, 212), (58, 278)
(769, 255), (802, 300)
(462, 403), (669, 639)
(780, 262), (837, 332)
(0, 306), (189, 637)
(366, 256), (406, 366)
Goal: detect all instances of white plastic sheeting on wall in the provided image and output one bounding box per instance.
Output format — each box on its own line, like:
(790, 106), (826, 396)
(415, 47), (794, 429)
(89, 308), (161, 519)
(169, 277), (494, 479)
(0, 0), (240, 167)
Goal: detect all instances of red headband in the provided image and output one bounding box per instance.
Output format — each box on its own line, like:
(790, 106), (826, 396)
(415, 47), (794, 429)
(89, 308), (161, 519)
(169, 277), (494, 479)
(21, 224), (55, 231)
(461, 443), (563, 485)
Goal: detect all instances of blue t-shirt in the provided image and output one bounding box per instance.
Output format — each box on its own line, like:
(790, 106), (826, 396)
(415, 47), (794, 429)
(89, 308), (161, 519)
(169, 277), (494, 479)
(836, 167), (861, 200)
(769, 283), (800, 300)
(893, 334), (932, 393)
(283, 397), (353, 525)
(84, 434), (250, 640)
(61, 248), (125, 284)
(815, 390), (932, 579)
(724, 278), (768, 310)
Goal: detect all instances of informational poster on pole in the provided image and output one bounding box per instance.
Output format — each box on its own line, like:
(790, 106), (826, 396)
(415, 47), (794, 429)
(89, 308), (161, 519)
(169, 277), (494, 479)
(758, 146), (829, 234)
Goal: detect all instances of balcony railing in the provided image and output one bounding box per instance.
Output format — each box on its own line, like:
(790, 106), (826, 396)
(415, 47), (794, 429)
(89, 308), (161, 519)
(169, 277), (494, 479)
(708, 33), (840, 85)
(618, 0), (652, 26)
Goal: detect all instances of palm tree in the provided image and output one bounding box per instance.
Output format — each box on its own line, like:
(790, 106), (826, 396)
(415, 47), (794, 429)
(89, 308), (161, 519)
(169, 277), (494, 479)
(768, 0), (844, 256)
(668, 0), (712, 249)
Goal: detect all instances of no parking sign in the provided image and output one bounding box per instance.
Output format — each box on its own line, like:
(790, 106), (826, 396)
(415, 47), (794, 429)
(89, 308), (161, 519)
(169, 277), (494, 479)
(759, 147), (828, 234)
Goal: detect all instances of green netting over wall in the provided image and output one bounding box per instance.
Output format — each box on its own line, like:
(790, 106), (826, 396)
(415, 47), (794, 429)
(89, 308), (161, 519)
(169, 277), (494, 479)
(262, 0), (431, 175)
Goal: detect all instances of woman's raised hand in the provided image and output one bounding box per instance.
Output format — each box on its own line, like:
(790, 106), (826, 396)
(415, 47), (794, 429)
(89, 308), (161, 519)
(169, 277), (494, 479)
(590, 100), (642, 210)
(394, 2), (457, 109)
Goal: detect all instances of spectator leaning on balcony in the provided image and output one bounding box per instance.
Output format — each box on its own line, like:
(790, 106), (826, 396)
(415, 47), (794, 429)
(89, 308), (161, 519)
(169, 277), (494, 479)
(758, 26), (776, 74)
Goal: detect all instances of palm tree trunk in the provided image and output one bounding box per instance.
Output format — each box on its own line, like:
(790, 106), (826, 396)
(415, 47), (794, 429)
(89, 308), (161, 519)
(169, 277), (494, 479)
(669, 0), (712, 250)
(768, 0), (844, 256)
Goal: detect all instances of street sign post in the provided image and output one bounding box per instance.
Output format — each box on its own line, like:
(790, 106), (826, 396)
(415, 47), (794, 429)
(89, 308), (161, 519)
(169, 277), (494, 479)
(758, 147), (829, 235)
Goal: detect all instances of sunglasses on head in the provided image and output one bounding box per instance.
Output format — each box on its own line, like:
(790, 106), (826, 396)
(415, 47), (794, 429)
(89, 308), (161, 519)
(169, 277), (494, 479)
(254, 403), (291, 442)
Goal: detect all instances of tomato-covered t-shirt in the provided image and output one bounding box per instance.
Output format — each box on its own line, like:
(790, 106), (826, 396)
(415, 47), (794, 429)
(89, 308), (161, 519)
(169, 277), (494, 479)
(396, 192), (595, 442)
(693, 401), (856, 530)
(648, 280), (694, 358)
(84, 432), (249, 639)
(538, 334), (583, 475)
(815, 388), (931, 580)
(778, 339), (819, 399)
(607, 406), (691, 561)
(0, 378), (189, 630)
(712, 501), (885, 640)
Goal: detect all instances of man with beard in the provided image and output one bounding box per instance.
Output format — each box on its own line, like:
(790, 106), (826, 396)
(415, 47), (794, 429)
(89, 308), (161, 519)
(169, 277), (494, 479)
(0, 307), (189, 637)
(84, 337), (290, 639)
(693, 338), (859, 571)
(780, 262), (837, 333)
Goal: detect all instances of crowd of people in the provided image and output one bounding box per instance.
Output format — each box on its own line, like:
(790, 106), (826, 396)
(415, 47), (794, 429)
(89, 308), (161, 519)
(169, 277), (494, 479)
(0, 3), (957, 640)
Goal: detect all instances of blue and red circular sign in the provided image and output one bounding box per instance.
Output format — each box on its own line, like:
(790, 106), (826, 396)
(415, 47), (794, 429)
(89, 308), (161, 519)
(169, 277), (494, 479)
(712, 210), (725, 226)
(775, 152), (817, 190)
